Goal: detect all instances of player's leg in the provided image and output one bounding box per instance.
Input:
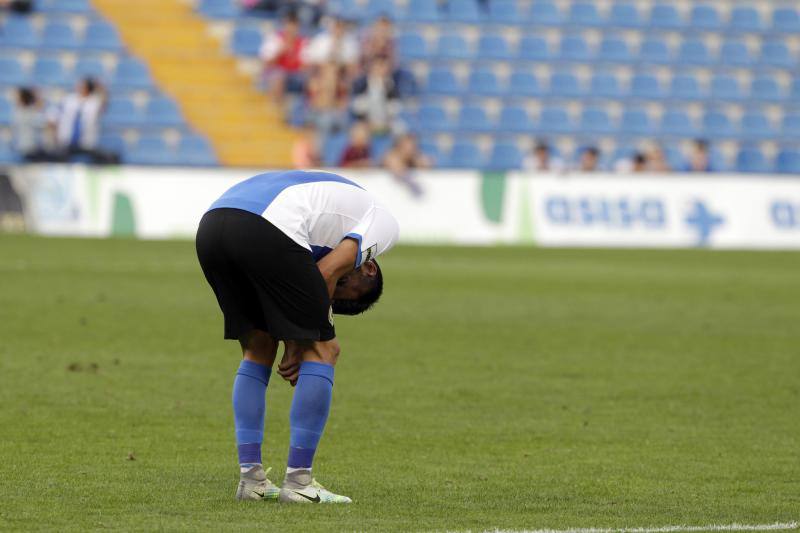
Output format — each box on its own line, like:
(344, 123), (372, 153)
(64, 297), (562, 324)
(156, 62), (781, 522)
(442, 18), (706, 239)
(234, 329), (280, 501)
(279, 339), (351, 503)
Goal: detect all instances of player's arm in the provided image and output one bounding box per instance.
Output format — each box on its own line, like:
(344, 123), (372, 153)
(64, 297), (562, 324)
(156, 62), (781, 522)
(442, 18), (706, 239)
(316, 238), (359, 298)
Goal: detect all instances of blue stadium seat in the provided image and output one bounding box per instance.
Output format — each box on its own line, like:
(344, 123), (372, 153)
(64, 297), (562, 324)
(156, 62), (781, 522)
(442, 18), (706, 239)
(517, 36), (550, 61)
(477, 34), (512, 60)
(0, 139), (18, 164)
(710, 75), (743, 101)
(177, 135), (217, 166)
(619, 109), (652, 135)
(648, 4), (683, 30)
(128, 136), (174, 165)
(589, 72), (621, 99)
(366, 0), (400, 20)
(75, 58), (107, 78)
(488, 142), (522, 169)
(781, 114), (800, 138)
(32, 57), (71, 87)
(0, 16), (39, 47)
(558, 35), (590, 62)
(457, 105), (491, 132)
(639, 39), (671, 64)
(759, 41), (794, 69)
(719, 40), (751, 67)
(231, 27), (262, 56)
(418, 140), (441, 166)
(404, 0), (440, 22)
(772, 8), (800, 33)
(0, 99), (12, 123)
(549, 71), (581, 97)
(0, 57), (28, 85)
(740, 111), (774, 139)
(702, 111), (735, 138)
(629, 74), (662, 99)
(321, 132), (348, 166)
(690, 5), (722, 31)
(41, 23), (79, 49)
(427, 69), (460, 95)
(448, 140), (484, 169)
(670, 74), (702, 100)
(468, 69), (502, 96)
(489, 0), (520, 24)
(498, 105), (534, 133)
(436, 34), (470, 60)
(528, 1), (562, 26)
(508, 70), (543, 97)
(735, 147), (769, 173)
(728, 7), (762, 33)
(198, 0), (239, 19)
(597, 37), (631, 63)
(418, 104), (451, 131)
(83, 21), (124, 52)
(791, 79), (800, 102)
(445, 0), (481, 23)
(397, 33), (427, 59)
(775, 149), (800, 173)
(660, 110), (696, 137)
(751, 77), (783, 102)
(580, 108), (613, 134)
(99, 133), (127, 158)
(608, 3), (641, 28)
(103, 97), (144, 126)
(146, 97), (184, 127)
(39, 0), (91, 13)
(112, 58), (153, 89)
(568, 2), (602, 27)
(678, 39), (712, 66)
(538, 106), (572, 133)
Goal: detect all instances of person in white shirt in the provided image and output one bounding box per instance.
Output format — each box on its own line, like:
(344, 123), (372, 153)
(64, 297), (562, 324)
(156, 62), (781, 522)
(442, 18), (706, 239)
(523, 140), (565, 173)
(51, 78), (117, 164)
(302, 16), (360, 72)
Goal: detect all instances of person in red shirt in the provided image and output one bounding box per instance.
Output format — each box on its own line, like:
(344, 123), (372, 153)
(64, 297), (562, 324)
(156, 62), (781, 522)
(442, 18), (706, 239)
(260, 13), (307, 104)
(339, 121), (373, 167)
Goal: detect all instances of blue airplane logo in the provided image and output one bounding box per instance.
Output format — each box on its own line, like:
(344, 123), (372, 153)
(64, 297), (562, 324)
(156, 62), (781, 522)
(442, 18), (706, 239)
(685, 201), (725, 246)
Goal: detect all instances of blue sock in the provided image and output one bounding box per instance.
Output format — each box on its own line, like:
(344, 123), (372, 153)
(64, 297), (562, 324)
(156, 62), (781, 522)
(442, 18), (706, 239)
(287, 362), (335, 469)
(232, 360), (270, 465)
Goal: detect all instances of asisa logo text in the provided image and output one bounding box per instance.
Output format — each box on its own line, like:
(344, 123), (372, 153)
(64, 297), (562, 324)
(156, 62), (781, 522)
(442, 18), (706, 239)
(545, 196), (666, 228)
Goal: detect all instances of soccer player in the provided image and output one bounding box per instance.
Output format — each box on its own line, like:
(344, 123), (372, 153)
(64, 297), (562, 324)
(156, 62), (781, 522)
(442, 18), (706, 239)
(196, 170), (399, 503)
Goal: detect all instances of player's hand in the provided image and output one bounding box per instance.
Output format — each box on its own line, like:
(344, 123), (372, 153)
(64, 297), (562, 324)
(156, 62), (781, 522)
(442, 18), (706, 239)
(278, 342), (303, 386)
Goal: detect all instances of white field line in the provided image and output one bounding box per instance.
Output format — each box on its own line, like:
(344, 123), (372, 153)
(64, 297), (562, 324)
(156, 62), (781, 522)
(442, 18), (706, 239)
(485, 521), (799, 533)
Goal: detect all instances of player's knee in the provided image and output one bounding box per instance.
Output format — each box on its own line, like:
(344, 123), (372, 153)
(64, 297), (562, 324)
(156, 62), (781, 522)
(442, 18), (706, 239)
(316, 339), (340, 365)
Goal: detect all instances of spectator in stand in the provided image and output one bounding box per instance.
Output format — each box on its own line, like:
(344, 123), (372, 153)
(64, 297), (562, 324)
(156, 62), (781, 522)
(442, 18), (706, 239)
(12, 87), (52, 161)
(577, 146), (601, 172)
(631, 152), (648, 172)
(259, 12), (307, 104)
(647, 144), (671, 172)
(306, 61), (349, 136)
(523, 140), (565, 172)
(351, 55), (400, 135)
(685, 139), (714, 172)
(339, 120), (372, 167)
(383, 133), (430, 196)
(303, 15), (360, 77)
(291, 125), (321, 169)
(50, 77), (117, 164)
(0, 0), (33, 14)
(242, 0), (325, 28)
(360, 15), (396, 69)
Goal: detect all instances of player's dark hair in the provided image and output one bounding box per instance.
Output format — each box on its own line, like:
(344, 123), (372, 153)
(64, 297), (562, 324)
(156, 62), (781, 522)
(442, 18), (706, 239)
(332, 260), (383, 316)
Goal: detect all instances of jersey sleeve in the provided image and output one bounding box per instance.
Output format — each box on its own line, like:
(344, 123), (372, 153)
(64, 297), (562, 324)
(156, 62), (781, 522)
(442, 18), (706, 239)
(344, 205), (399, 269)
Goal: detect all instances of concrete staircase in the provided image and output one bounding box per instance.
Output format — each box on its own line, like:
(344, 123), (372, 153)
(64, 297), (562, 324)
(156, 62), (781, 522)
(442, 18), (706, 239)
(92, 0), (295, 167)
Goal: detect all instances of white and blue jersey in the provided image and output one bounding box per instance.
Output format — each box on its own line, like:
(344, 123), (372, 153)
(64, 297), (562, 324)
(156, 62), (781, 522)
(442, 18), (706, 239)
(209, 170), (399, 268)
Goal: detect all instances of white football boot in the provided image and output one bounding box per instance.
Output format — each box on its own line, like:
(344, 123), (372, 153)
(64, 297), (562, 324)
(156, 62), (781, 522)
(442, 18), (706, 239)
(278, 469), (352, 504)
(235, 465), (280, 501)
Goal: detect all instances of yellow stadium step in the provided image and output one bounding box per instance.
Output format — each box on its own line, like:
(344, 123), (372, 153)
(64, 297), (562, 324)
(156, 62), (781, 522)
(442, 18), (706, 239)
(91, 0), (295, 168)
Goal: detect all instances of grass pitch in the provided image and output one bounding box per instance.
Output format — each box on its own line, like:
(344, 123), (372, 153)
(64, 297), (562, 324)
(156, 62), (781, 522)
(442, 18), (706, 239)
(0, 234), (798, 532)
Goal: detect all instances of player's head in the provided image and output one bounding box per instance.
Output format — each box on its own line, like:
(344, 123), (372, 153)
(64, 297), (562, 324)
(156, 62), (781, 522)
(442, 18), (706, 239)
(331, 260), (383, 315)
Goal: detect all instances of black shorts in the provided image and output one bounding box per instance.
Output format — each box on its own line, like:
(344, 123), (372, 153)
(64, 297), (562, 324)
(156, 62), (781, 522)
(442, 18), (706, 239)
(196, 208), (335, 342)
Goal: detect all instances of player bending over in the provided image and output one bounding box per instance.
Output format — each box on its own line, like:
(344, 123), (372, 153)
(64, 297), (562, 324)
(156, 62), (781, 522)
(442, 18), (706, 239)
(196, 170), (398, 503)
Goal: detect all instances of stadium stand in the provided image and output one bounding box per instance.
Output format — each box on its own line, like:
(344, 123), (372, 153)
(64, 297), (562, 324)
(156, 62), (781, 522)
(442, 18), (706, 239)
(0, 1), (218, 165)
(2, 0), (799, 173)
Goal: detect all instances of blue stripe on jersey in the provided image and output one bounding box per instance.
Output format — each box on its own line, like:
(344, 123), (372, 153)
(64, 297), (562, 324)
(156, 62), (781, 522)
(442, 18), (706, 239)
(208, 170), (363, 215)
(310, 245), (332, 261)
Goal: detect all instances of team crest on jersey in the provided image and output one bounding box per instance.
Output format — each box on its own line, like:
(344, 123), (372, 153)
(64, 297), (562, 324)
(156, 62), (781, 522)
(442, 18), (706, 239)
(364, 243), (378, 263)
